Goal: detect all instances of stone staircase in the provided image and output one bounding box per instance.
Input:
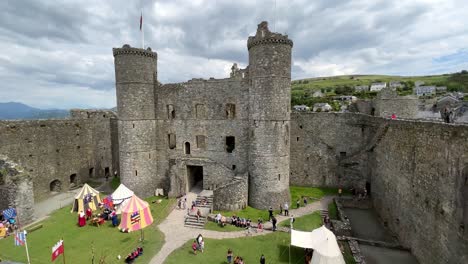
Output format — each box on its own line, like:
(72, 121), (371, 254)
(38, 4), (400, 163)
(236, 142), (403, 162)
(184, 192), (213, 229)
(320, 209), (330, 227)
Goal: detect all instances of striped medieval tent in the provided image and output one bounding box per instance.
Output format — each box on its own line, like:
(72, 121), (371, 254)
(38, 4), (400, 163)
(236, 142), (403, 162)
(71, 183), (102, 212)
(119, 195), (153, 232)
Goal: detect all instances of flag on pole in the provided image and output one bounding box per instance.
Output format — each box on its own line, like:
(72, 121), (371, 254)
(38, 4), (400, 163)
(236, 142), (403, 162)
(14, 231), (26, 246)
(140, 12), (143, 31)
(51, 240), (64, 261)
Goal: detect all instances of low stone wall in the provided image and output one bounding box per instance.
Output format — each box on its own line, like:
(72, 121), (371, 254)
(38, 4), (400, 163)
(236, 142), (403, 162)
(332, 198), (352, 236)
(213, 176), (248, 211)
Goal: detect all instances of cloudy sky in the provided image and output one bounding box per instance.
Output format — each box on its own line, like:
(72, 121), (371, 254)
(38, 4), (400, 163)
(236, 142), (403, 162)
(0, 0), (467, 109)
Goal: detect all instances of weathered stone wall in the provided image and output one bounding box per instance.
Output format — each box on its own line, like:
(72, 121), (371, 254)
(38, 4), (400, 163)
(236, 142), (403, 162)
(372, 88), (419, 119)
(155, 77), (251, 196)
(370, 120), (468, 264)
(0, 155), (34, 224)
(213, 175), (248, 211)
(0, 112), (116, 201)
(290, 112), (376, 189)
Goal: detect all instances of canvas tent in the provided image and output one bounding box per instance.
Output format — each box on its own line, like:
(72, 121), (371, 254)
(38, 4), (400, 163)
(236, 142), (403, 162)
(291, 226), (345, 264)
(111, 184), (134, 214)
(71, 183), (102, 212)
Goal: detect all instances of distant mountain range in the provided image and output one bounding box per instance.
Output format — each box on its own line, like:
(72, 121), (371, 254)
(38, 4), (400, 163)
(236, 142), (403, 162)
(0, 102), (69, 120)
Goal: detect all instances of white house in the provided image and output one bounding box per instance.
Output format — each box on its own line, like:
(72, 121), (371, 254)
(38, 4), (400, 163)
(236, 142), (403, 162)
(389, 81), (403, 89)
(415, 86), (436, 96)
(436, 86), (447, 93)
(354, 85), (369, 92)
(370, 82), (387, 92)
(313, 103), (332, 112)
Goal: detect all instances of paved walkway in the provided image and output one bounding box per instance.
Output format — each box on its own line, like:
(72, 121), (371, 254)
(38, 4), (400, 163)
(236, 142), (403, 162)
(149, 194), (333, 264)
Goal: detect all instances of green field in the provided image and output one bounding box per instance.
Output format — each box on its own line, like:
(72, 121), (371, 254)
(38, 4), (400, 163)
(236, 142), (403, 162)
(0, 197), (175, 264)
(291, 72), (468, 107)
(279, 211), (322, 231)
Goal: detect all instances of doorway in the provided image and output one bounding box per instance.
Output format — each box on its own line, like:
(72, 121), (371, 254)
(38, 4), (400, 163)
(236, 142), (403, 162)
(366, 181), (371, 196)
(187, 165), (203, 191)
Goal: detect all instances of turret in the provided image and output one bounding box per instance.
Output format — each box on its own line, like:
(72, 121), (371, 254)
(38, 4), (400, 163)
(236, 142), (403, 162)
(113, 45), (158, 197)
(247, 22), (293, 209)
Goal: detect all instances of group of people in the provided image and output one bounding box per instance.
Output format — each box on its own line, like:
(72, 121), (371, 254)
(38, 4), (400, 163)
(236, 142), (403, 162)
(77, 205), (119, 227)
(124, 247), (143, 263)
(191, 234), (205, 255)
(177, 195), (187, 210)
(0, 210), (17, 239)
(226, 249), (266, 264)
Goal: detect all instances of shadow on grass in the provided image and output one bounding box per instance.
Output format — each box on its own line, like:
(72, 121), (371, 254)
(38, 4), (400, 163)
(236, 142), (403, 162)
(278, 244), (305, 263)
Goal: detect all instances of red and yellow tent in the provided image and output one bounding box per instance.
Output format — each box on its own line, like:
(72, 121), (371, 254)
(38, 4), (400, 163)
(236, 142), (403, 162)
(119, 195), (153, 232)
(71, 183), (101, 212)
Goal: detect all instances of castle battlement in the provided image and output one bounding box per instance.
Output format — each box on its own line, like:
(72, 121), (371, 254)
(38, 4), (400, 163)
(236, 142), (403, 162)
(112, 44), (157, 59)
(247, 21), (293, 50)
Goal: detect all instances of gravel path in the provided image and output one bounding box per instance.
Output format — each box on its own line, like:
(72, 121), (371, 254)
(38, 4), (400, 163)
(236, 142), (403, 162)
(149, 194), (333, 264)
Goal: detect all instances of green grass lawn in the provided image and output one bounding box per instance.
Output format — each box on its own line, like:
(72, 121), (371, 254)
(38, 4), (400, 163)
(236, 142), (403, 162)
(0, 196), (175, 264)
(279, 211), (322, 231)
(340, 241), (357, 264)
(110, 176), (120, 190)
(164, 232), (307, 264)
(328, 200), (338, 220)
(290, 186), (341, 207)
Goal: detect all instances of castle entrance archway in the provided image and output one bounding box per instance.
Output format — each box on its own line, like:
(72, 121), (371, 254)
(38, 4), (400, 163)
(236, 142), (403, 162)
(187, 165), (203, 191)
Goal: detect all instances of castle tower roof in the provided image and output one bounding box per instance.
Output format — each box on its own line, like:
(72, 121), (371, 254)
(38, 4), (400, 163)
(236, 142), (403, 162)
(247, 21), (293, 50)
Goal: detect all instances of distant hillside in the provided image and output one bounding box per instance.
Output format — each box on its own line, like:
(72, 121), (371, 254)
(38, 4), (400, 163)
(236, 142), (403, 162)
(0, 102), (69, 120)
(291, 71), (468, 107)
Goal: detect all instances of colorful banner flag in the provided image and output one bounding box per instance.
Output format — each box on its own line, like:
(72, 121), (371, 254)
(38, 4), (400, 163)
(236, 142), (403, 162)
(139, 12), (143, 31)
(3, 208), (16, 219)
(14, 231), (26, 246)
(51, 240), (64, 261)
(130, 211), (140, 225)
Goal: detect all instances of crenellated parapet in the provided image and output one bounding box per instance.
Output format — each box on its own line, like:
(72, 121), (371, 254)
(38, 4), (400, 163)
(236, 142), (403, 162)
(247, 21), (293, 50)
(113, 44), (157, 59)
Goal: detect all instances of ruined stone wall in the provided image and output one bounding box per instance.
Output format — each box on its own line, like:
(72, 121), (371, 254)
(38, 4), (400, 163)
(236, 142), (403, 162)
(373, 98), (419, 119)
(290, 112), (376, 189)
(0, 155), (35, 224)
(0, 113), (115, 201)
(155, 77), (250, 196)
(370, 120), (468, 264)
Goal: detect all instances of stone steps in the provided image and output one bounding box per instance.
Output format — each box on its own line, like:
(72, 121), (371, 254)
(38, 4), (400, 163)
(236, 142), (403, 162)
(184, 215), (207, 229)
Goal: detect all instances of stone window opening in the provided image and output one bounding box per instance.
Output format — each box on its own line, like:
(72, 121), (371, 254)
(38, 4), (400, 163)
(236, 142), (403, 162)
(133, 123), (135, 128)
(196, 135), (206, 149)
(278, 174), (281, 181)
(89, 168), (94, 177)
(69, 173), (78, 188)
(135, 170), (138, 176)
(232, 165), (236, 171)
(168, 134), (176, 149)
(297, 137), (300, 142)
(225, 103), (236, 119)
(0, 171), (4, 185)
(167, 104), (176, 119)
(185, 142), (191, 154)
(340, 152), (347, 158)
(226, 136), (235, 153)
(77, 146), (81, 150)
(50, 179), (62, 192)
(196, 104), (206, 119)
(299, 125), (303, 129)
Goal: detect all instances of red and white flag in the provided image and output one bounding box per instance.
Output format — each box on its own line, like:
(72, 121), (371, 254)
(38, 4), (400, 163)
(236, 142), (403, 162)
(139, 12), (143, 31)
(51, 240), (64, 261)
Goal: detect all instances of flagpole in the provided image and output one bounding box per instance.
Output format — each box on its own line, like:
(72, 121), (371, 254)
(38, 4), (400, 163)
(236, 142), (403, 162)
(24, 231), (31, 264)
(62, 240), (66, 264)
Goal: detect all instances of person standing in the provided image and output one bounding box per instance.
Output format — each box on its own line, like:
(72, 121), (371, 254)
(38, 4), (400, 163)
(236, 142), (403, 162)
(260, 254), (266, 264)
(227, 248), (233, 263)
(284, 202), (289, 216)
(268, 206), (273, 220)
(192, 240), (198, 255)
(303, 196), (308, 205)
(338, 188), (343, 198)
(296, 199), (300, 209)
(290, 215), (295, 229)
(272, 217), (277, 231)
(279, 204), (283, 215)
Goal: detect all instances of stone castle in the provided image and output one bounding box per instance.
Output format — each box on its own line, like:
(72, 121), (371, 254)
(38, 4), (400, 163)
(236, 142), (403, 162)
(0, 22), (467, 263)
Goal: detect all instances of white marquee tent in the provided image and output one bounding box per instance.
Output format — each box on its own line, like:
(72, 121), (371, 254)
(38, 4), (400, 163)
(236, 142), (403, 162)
(291, 226), (345, 264)
(111, 184), (134, 214)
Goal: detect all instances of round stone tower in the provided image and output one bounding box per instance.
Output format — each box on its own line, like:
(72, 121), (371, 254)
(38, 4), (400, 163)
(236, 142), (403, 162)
(113, 45), (158, 198)
(247, 21), (293, 209)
